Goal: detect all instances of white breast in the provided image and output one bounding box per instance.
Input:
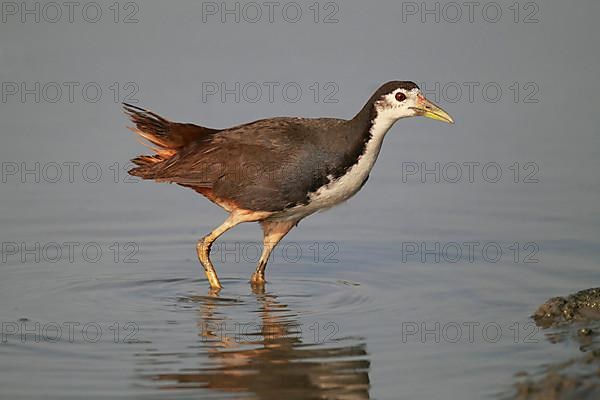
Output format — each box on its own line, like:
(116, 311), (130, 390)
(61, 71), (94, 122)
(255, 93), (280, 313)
(278, 111), (396, 220)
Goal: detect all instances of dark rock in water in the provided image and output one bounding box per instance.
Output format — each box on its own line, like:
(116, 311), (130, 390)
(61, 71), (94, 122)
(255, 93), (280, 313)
(578, 328), (594, 337)
(533, 288), (600, 328)
(511, 350), (600, 400)
(506, 288), (600, 400)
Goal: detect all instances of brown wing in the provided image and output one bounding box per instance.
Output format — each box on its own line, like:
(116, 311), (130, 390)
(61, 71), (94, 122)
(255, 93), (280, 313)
(129, 118), (345, 211)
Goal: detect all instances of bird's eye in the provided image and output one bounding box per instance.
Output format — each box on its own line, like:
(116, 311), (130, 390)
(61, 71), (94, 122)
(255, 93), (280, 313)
(395, 92), (407, 102)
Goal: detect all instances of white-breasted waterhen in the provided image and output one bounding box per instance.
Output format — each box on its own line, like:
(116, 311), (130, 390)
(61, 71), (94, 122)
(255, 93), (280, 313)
(124, 81), (454, 290)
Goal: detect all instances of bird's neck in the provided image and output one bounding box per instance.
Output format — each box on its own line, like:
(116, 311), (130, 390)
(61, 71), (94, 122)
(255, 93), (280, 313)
(348, 99), (396, 148)
(350, 95), (378, 135)
(328, 100), (395, 179)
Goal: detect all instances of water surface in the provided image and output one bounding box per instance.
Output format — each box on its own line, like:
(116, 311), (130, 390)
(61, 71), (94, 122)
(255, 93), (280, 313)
(2, 1), (600, 399)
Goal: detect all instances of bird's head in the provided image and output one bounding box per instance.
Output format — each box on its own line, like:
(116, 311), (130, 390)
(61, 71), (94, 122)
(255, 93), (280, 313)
(371, 81), (454, 125)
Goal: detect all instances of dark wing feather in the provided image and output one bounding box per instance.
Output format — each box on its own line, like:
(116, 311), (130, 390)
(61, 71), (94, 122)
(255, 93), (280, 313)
(134, 118), (349, 211)
(123, 103), (220, 169)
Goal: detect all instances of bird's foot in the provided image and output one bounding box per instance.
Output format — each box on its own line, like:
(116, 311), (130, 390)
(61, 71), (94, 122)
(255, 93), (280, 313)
(207, 286), (222, 296)
(250, 272), (266, 285)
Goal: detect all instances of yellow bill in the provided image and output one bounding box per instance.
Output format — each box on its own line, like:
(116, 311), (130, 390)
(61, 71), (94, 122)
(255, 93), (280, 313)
(411, 95), (455, 124)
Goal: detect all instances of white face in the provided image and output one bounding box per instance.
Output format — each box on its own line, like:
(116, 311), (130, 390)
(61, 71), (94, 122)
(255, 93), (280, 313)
(374, 87), (421, 123)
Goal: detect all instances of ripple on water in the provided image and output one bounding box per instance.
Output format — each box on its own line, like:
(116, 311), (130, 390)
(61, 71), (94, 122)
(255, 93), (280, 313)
(4, 271), (374, 399)
(128, 277), (373, 399)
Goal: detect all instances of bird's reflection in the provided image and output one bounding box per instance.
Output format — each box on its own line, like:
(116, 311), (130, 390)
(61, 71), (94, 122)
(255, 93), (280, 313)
(150, 285), (371, 399)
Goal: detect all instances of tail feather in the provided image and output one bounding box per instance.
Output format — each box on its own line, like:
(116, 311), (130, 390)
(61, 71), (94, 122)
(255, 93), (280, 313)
(123, 103), (219, 178)
(131, 155), (163, 167)
(123, 103), (177, 158)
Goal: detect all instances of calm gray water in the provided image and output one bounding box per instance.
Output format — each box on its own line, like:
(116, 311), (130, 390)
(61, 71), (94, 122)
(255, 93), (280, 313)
(1, 1), (599, 399)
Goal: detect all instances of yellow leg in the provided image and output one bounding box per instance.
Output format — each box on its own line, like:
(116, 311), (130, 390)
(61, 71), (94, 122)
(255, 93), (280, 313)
(251, 220), (297, 285)
(197, 211), (273, 290)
